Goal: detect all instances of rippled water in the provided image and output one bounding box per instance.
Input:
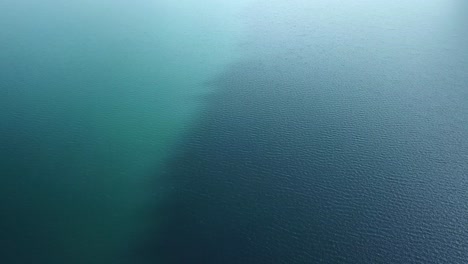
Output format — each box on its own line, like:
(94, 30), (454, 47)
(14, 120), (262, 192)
(1, 0), (468, 263)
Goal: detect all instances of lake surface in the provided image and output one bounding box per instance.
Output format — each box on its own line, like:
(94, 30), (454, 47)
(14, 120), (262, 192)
(1, 0), (467, 263)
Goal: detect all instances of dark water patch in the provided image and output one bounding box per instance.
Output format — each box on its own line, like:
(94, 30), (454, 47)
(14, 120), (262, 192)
(139, 1), (468, 261)
(138, 55), (468, 263)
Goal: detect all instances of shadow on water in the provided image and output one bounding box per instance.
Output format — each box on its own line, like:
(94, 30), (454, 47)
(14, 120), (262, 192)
(133, 0), (468, 259)
(145, 0), (468, 260)
(134, 48), (468, 263)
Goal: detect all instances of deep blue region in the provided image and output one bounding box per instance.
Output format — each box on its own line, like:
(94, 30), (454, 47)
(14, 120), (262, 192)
(138, 59), (468, 263)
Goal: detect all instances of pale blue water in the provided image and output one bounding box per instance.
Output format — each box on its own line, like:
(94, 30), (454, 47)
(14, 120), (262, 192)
(1, 0), (468, 263)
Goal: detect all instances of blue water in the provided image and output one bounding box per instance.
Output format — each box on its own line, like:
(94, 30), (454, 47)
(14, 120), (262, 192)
(1, 0), (468, 263)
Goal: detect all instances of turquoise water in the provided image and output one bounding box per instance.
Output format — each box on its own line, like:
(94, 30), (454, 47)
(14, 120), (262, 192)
(2, 1), (468, 263)
(0, 1), (249, 263)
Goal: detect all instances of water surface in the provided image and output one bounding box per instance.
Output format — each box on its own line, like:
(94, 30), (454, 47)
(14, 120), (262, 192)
(0, 1), (248, 263)
(1, 0), (468, 263)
